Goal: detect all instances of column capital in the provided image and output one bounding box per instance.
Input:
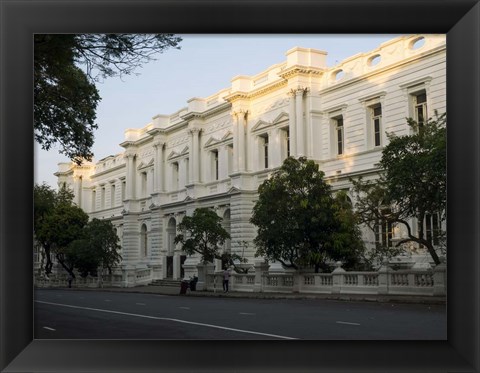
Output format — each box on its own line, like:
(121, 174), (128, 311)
(290, 87), (309, 97)
(232, 109), (249, 120)
(153, 141), (165, 149)
(188, 127), (202, 135)
(123, 152), (136, 160)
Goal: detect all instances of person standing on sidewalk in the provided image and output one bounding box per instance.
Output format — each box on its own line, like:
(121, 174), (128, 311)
(222, 268), (230, 293)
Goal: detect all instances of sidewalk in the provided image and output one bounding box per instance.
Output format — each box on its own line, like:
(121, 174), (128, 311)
(47, 285), (446, 305)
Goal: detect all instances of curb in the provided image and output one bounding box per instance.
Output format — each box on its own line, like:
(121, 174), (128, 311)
(35, 286), (446, 305)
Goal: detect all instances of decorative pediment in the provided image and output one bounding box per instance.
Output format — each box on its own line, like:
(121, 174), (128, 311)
(251, 119), (272, 132)
(180, 146), (189, 155)
(204, 136), (222, 148)
(221, 130), (233, 141)
(226, 186), (241, 195)
(272, 111), (289, 124)
(184, 196), (194, 202)
(137, 158), (154, 170)
(166, 150), (180, 160)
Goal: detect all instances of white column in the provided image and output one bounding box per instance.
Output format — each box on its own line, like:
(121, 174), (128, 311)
(124, 153), (135, 200)
(232, 113), (239, 173)
(305, 92), (313, 158)
(289, 92), (297, 157)
(153, 142), (165, 193)
(73, 175), (82, 208)
(295, 89), (305, 157)
(219, 145), (228, 180)
(238, 111), (247, 172)
(189, 132), (194, 183)
(271, 128), (282, 168)
(178, 159), (186, 189)
(148, 169), (154, 196)
(190, 128), (201, 183)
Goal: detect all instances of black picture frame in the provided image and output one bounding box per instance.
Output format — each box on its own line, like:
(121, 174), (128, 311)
(1, 0), (479, 372)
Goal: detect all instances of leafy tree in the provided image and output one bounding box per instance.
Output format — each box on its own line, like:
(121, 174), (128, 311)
(34, 184), (122, 278)
(174, 208), (246, 268)
(250, 157), (365, 272)
(34, 183), (78, 275)
(352, 113), (446, 265)
(67, 219), (122, 278)
(34, 34), (182, 162)
(36, 198), (89, 277)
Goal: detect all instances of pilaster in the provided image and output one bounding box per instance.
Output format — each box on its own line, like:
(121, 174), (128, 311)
(153, 140), (165, 193)
(288, 90), (297, 157)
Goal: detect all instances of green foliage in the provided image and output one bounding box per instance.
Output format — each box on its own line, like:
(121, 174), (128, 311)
(34, 184), (121, 278)
(34, 183), (79, 274)
(352, 113), (446, 265)
(67, 219), (122, 277)
(251, 157), (365, 272)
(34, 34), (182, 162)
(174, 208), (233, 265)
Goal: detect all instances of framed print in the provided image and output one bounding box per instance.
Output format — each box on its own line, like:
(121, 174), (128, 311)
(1, 0), (479, 372)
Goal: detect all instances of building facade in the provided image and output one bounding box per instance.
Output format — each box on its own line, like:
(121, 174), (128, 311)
(55, 35), (446, 286)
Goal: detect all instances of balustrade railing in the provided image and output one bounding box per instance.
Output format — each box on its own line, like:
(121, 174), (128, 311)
(34, 264), (445, 297)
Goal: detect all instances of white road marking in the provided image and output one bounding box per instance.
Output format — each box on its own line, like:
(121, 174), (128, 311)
(336, 321), (361, 326)
(239, 312), (256, 315)
(35, 300), (296, 340)
(179, 307), (190, 310)
(136, 303), (146, 306)
(43, 327), (56, 331)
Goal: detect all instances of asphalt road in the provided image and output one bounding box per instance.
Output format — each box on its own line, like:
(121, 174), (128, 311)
(35, 289), (446, 340)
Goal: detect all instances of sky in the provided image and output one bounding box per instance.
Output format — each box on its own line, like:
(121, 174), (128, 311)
(35, 34), (402, 189)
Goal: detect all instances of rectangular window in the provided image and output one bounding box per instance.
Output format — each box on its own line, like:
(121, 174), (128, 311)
(414, 92), (427, 127)
(111, 184), (116, 207)
(375, 219), (393, 248)
(425, 212), (441, 246)
(141, 172), (147, 196)
(227, 145), (233, 175)
(92, 190), (96, 212)
(212, 150), (219, 180)
(172, 162), (179, 190)
(372, 105), (382, 147)
(121, 180), (126, 201)
(335, 117), (344, 155)
(101, 187), (106, 209)
(284, 129), (290, 158)
(263, 135), (269, 168)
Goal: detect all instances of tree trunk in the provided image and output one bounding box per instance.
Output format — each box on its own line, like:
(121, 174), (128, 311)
(425, 242), (441, 266)
(55, 253), (75, 279)
(44, 246), (53, 275)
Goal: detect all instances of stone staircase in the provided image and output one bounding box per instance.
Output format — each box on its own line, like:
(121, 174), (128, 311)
(149, 278), (182, 287)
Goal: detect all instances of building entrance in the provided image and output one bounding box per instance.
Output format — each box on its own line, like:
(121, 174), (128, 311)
(166, 256), (173, 278)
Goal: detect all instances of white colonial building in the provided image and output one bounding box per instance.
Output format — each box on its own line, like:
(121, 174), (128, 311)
(55, 35), (446, 286)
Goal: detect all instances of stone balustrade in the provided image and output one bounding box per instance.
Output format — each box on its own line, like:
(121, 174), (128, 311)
(204, 263), (446, 297)
(34, 261), (446, 297)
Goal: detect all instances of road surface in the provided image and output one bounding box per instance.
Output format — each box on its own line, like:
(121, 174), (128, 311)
(35, 289), (446, 340)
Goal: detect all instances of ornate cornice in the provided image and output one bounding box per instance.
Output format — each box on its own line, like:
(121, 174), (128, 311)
(278, 65), (325, 80)
(224, 79), (288, 103)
